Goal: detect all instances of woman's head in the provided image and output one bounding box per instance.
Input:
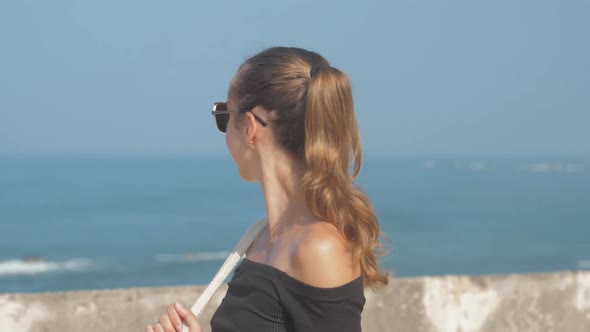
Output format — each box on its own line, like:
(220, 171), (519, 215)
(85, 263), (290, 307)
(227, 47), (361, 179)
(219, 46), (390, 290)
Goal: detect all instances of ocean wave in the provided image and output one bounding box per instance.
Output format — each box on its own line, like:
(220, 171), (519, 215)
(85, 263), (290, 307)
(519, 162), (587, 173)
(576, 260), (590, 270)
(452, 160), (488, 171)
(156, 251), (231, 263)
(468, 161), (487, 171)
(423, 160), (437, 169)
(0, 258), (94, 277)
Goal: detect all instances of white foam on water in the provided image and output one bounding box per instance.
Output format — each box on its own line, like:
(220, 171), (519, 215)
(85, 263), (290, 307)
(156, 251), (230, 263)
(528, 163), (552, 173)
(519, 162), (587, 173)
(423, 160), (437, 169)
(0, 258), (94, 277)
(468, 161), (487, 171)
(452, 160), (488, 171)
(564, 163), (586, 173)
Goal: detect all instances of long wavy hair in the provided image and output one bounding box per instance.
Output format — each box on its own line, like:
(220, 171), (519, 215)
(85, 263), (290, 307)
(230, 47), (391, 290)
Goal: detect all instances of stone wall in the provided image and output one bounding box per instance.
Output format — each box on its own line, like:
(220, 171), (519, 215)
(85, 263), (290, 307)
(1, 270), (589, 332)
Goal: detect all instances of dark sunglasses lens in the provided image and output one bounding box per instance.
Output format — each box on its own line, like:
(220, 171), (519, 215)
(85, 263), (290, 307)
(213, 102), (229, 133)
(216, 113), (229, 132)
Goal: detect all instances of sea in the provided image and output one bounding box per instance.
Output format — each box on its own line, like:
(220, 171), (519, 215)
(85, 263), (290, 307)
(1, 153), (589, 294)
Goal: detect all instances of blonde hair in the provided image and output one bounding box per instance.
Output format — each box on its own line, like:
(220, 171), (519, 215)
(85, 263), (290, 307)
(231, 47), (391, 290)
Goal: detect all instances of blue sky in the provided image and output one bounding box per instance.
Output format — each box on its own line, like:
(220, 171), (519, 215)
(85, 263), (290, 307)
(1, 0), (588, 156)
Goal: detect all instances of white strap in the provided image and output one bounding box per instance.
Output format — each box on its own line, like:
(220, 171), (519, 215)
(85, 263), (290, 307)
(180, 219), (267, 332)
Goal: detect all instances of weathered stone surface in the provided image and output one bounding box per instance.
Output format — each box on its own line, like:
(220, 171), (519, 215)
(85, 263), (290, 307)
(1, 270), (589, 332)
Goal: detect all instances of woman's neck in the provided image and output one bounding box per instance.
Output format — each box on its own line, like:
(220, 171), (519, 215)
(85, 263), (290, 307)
(258, 151), (318, 243)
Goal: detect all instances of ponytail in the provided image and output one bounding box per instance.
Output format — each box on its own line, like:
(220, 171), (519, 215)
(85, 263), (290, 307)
(301, 65), (391, 291)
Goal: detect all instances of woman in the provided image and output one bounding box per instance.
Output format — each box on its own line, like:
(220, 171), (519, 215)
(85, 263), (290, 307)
(145, 46), (390, 332)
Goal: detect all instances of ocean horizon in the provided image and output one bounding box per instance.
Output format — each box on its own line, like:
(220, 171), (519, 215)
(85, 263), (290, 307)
(1, 153), (589, 294)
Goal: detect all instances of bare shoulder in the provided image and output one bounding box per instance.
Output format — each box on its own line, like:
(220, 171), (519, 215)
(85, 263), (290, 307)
(292, 221), (360, 288)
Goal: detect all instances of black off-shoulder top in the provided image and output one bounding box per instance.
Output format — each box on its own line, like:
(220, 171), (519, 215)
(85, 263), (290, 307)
(210, 257), (366, 332)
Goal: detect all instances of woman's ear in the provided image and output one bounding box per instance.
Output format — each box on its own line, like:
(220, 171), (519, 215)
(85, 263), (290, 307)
(244, 111), (258, 145)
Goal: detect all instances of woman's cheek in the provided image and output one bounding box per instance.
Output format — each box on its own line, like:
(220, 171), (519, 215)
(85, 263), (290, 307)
(226, 125), (245, 171)
(225, 118), (255, 181)
(226, 129), (240, 163)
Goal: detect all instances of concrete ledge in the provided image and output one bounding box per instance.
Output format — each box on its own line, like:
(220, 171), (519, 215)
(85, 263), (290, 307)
(1, 270), (589, 332)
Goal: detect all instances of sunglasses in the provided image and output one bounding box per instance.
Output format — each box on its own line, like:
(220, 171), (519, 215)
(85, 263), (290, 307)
(211, 102), (268, 133)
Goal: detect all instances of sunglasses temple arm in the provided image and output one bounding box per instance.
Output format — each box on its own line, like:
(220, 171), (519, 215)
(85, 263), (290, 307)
(251, 112), (268, 126)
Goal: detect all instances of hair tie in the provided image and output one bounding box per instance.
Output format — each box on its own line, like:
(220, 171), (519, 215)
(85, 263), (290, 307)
(310, 64), (322, 78)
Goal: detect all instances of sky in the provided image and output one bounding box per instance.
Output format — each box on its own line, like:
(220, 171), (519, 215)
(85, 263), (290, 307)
(1, 0), (588, 156)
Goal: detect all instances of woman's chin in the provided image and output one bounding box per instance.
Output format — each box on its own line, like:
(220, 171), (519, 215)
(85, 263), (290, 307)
(240, 174), (257, 182)
(238, 169), (257, 182)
